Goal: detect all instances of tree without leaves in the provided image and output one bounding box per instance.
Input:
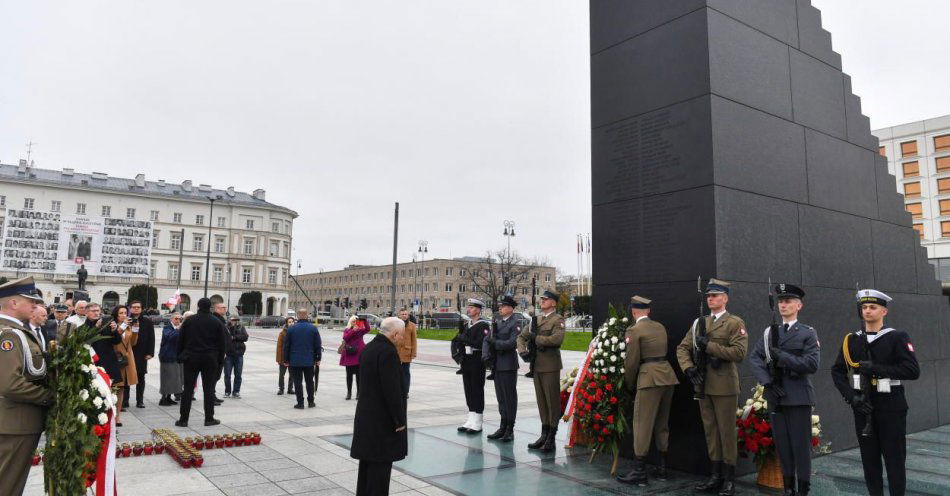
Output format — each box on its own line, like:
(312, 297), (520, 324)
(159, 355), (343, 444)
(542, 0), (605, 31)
(458, 249), (549, 311)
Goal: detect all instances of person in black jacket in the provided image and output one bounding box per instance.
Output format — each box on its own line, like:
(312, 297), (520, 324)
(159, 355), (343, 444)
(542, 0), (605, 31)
(82, 303), (124, 386)
(175, 298), (228, 427)
(350, 317), (408, 496)
(223, 316), (249, 398)
(125, 300), (155, 409)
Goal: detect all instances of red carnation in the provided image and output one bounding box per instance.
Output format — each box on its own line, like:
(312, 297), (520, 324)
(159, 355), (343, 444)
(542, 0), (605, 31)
(607, 415), (615, 424)
(600, 375), (607, 381)
(760, 437), (773, 447)
(605, 383), (613, 392)
(593, 423), (600, 431)
(597, 436), (605, 442)
(602, 427), (609, 434)
(594, 413), (602, 421)
(589, 381), (597, 389)
(745, 439), (758, 452)
(609, 396), (618, 405)
(811, 437), (820, 447)
(755, 421), (770, 434)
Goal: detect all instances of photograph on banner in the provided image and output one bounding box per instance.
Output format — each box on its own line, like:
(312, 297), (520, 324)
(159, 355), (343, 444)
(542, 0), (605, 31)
(0, 208), (61, 272)
(57, 214), (105, 275)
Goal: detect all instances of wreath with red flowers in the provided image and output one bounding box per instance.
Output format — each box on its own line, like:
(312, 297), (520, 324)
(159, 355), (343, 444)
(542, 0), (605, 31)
(736, 385), (830, 469)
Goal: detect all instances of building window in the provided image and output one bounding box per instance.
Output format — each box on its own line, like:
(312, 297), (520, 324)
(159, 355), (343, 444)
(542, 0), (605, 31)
(23, 198), (33, 209)
(272, 221), (280, 233)
(243, 238), (255, 255)
(935, 134), (950, 153)
(0, 195), (6, 207)
(281, 269), (288, 285)
(213, 266), (224, 283)
(101, 206), (111, 217)
(126, 208), (136, 219)
(902, 161), (919, 178)
(459, 284), (466, 292)
(943, 221), (950, 238)
(906, 203), (923, 219)
(214, 236), (225, 253)
(246, 219), (255, 230)
(193, 234), (204, 252)
(901, 140), (918, 157)
(445, 283), (452, 291)
(545, 273), (552, 282)
(196, 214), (204, 225)
(268, 269), (278, 284)
(170, 232), (182, 250)
(878, 146), (886, 157)
(76, 203), (86, 214)
(217, 217), (226, 227)
(150, 210), (159, 221)
(242, 267), (252, 283)
(904, 182), (921, 198)
(173, 212), (182, 223)
(150, 261), (157, 278)
(152, 230), (160, 247)
(445, 268), (453, 276)
(282, 242), (289, 257)
(941, 199), (950, 216)
(168, 263), (180, 281)
(191, 265), (202, 281)
(939, 178), (950, 194)
(913, 224), (924, 239)
(269, 241), (279, 257)
(937, 156), (950, 173)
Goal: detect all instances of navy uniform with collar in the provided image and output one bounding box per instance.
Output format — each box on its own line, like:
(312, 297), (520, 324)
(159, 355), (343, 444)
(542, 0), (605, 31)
(457, 298), (490, 434)
(484, 295), (521, 442)
(749, 284), (820, 496)
(831, 289), (919, 496)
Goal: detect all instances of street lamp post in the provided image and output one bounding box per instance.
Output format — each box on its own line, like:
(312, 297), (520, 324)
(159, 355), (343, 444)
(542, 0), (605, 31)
(203, 195), (221, 298)
(418, 240), (428, 315)
(502, 220), (515, 292)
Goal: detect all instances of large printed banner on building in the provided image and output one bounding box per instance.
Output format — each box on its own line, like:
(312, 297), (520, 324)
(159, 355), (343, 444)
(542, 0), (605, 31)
(0, 209), (152, 277)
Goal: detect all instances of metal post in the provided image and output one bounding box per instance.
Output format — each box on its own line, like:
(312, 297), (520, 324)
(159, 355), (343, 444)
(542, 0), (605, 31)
(390, 203), (399, 315)
(203, 197), (216, 297)
(502, 220), (515, 293)
(418, 240), (428, 313)
(176, 228), (184, 312)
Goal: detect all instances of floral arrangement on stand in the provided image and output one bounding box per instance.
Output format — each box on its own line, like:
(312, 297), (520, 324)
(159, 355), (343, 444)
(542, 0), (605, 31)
(569, 304), (632, 475)
(736, 384), (831, 488)
(559, 366), (579, 415)
(44, 323), (117, 494)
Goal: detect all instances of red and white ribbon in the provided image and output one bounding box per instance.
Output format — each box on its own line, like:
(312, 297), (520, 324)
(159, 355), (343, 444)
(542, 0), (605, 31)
(94, 367), (117, 496)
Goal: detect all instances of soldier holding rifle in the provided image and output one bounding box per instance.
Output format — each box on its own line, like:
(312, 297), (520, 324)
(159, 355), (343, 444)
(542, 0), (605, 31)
(831, 289), (919, 496)
(676, 278), (747, 496)
(517, 289), (565, 452)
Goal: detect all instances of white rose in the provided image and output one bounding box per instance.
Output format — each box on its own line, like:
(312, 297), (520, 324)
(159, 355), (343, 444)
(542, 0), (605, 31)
(98, 413), (108, 425)
(620, 352), (626, 359)
(746, 399), (754, 406)
(736, 409), (743, 417)
(622, 317), (628, 323)
(609, 355), (616, 362)
(79, 389), (89, 401)
(811, 427), (820, 437)
(608, 366), (615, 373)
(609, 318), (616, 325)
(93, 397), (103, 408)
(611, 336), (618, 344)
(619, 342), (626, 350)
(77, 413), (87, 424)
(811, 415), (820, 425)
(752, 402), (763, 410)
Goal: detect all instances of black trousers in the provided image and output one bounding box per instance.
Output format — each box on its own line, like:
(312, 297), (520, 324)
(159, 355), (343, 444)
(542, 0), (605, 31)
(346, 365), (360, 395)
(770, 405), (812, 483)
(493, 370), (517, 425)
(278, 364), (295, 392)
(461, 356), (485, 414)
(356, 460), (392, 496)
(855, 409), (907, 496)
(180, 356), (218, 423)
(290, 366), (315, 405)
(122, 368), (148, 406)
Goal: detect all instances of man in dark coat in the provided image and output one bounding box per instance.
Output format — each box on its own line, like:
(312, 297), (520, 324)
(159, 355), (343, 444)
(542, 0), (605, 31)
(176, 298), (228, 427)
(283, 309), (322, 409)
(224, 315), (249, 398)
(126, 300), (155, 409)
(350, 316), (407, 496)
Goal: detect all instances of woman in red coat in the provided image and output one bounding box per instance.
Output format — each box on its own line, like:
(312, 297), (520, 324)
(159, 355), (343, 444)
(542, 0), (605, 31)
(339, 315), (369, 400)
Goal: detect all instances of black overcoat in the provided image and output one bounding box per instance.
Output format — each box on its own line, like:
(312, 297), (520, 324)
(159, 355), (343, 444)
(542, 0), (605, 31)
(350, 334), (407, 462)
(132, 316), (156, 373)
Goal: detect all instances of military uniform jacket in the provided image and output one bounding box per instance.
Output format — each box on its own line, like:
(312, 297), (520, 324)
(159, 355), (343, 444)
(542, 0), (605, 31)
(749, 322), (820, 406)
(831, 328), (920, 412)
(624, 317), (679, 390)
(456, 320), (489, 359)
(517, 312), (565, 373)
(486, 315), (521, 372)
(676, 312), (748, 396)
(0, 316), (53, 435)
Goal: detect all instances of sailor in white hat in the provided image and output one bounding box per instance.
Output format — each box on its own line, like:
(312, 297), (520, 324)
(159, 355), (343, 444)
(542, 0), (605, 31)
(455, 298), (490, 434)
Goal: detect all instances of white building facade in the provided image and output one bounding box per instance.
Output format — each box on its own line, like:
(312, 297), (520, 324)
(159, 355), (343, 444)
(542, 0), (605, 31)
(0, 161), (297, 315)
(873, 114), (950, 283)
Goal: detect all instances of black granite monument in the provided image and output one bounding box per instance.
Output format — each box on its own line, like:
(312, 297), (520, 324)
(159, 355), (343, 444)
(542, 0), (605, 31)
(590, 0), (950, 474)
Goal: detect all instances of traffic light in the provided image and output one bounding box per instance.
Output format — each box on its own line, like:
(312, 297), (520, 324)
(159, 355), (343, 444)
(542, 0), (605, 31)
(335, 297), (340, 307)
(360, 299), (367, 310)
(343, 297), (350, 308)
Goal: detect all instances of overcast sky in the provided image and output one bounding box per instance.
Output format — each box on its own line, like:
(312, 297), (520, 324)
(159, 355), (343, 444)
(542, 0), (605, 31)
(2, 1), (948, 276)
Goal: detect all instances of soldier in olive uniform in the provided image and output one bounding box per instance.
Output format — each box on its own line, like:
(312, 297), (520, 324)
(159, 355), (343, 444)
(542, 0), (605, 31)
(618, 296), (679, 486)
(676, 279), (748, 496)
(517, 290), (565, 452)
(749, 284), (820, 496)
(484, 295), (521, 442)
(0, 277), (53, 496)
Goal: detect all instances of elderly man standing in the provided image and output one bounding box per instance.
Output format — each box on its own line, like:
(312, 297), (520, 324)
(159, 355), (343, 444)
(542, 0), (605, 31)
(351, 317), (407, 496)
(283, 309), (322, 409)
(66, 300), (88, 327)
(0, 277), (53, 496)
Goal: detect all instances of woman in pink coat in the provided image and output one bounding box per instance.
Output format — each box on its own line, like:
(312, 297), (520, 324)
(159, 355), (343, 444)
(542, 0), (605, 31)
(339, 315), (369, 400)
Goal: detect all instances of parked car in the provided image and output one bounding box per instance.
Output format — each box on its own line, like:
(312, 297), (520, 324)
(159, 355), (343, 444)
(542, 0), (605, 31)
(429, 312), (469, 329)
(255, 315), (283, 328)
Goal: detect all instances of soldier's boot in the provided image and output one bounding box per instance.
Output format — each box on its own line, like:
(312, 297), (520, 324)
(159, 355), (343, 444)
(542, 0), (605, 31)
(695, 461), (723, 492)
(487, 421), (507, 440)
(500, 422), (514, 442)
(458, 412), (475, 433)
(717, 464), (736, 496)
(650, 452), (668, 481)
(782, 476), (796, 496)
(540, 425), (557, 452)
(466, 413), (483, 434)
(527, 425), (549, 450)
(617, 456), (648, 486)
(798, 479), (810, 496)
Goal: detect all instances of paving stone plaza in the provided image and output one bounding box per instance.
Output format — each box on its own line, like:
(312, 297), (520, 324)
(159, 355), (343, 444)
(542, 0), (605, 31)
(21, 328), (950, 495)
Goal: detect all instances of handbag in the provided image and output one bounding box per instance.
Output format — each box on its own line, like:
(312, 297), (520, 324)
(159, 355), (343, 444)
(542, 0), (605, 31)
(116, 353), (129, 368)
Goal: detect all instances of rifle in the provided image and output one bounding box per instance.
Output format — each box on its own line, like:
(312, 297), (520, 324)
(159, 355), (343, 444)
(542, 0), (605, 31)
(484, 319), (497, 381)
(855, 284), (874, 437)
(691, 276), (708, 400)
(764, 277), (785, 408)
(525, 277), (538, 378)
(451, 295), (464, 365)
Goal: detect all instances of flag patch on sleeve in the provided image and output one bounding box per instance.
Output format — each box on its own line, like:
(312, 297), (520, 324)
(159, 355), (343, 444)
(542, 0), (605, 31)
(0, 340), (13, 351)
(739, 328), (746, 336)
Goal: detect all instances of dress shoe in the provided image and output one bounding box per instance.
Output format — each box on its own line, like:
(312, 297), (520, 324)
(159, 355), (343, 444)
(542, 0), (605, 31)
(540, 426), (557, 452)
(465, 413), (483, 434)
(204, 418), (221, 426)
(277, 389), (284, 395)
(136, 402), (145, 408)
(158, 397), (173, 406)
(174, 420), (188, 427)
(293, 404), (305, 409)
(617, 456), (648, 486)
(527, 425), (548, 450)
(224, 392), (231, 398)
(500, 423), (514, 442)
(346, 392), (352, 400)
(455, 368), (463, 375)
(232, 393), (241, 399)
(718, 464), (736, 496)
(651, 452), (668, 481)
(486, 422), (506, 440)
(308, 401), (316, 408)
(213, 399), (223, 406)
